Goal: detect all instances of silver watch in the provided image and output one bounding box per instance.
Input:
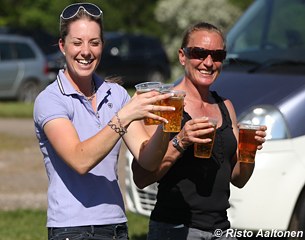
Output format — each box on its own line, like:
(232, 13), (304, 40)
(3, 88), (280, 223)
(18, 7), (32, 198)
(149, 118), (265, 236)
(172, 135), (185, 153)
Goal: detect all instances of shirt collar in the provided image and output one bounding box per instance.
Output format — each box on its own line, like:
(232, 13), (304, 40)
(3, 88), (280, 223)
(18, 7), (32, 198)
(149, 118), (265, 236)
(56, 70), (110, 97)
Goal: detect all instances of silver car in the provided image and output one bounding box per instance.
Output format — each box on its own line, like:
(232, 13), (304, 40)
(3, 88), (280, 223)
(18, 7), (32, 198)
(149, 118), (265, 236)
(0, 34), (50, 102)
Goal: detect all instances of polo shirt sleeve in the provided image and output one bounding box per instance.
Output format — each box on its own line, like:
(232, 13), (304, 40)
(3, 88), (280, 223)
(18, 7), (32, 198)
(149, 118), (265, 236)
(121, 86), (131, 106)
(33, 87), (71, 129)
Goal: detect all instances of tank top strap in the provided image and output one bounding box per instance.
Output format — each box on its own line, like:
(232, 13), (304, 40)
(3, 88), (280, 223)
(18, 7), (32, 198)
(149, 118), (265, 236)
(211, 91), (232, 127)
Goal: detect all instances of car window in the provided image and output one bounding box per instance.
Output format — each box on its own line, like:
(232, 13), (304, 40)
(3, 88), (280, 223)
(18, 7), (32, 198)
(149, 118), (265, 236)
(227, 0), (267, 53)
(15, 42), (35, 59)
(227, 0), (305, 64)
(268, 0), (305, 49)
(229, 0), (305, 52)
(0, 42), (13, 60)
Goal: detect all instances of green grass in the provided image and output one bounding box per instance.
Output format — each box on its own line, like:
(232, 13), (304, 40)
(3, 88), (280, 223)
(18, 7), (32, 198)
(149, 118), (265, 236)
(0, 87), (136, 119)
(0, 95), (149, 240)
(126, 211), (150, 240)
(0, 102), (34, 118)
(0, 89), (134, 119)
(0, 209), (149, 240)
(0, 209), (46, 240)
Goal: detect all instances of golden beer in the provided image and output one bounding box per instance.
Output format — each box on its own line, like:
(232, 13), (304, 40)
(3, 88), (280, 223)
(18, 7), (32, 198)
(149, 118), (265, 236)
(142, 83), (175, 125)
(161, 90), (185, 132)
(144, 100), (162, 125)
(194, 119), (217, 158)
(238, 124), (260, 163)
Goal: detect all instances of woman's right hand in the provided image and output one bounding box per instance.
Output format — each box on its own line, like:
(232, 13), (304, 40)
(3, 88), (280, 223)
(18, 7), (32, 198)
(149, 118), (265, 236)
(119, 90), (175, 125)
(177, 117), (216, 150)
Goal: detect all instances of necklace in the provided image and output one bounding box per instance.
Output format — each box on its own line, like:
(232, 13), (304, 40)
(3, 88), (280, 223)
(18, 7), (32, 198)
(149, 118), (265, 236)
(76, 80), (96, 101)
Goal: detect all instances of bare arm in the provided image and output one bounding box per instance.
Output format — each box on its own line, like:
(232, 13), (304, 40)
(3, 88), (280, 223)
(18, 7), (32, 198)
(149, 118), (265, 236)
(225, 100), (267, 188)
(124, 121), (171, 172)
(44, 91), (174, 175)
(132, 134), (184, 189)
(132, 117), (216, 189)
(44, 117), (123, 174)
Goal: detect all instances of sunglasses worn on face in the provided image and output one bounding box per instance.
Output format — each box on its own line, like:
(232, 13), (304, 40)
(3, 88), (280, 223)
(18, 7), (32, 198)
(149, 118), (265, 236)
(60, 3), (103, 20)
(183, 47), (226, 62)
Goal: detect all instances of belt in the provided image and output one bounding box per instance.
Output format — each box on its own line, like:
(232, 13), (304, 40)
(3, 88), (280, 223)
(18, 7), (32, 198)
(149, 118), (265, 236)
(48, 223), (127, 237)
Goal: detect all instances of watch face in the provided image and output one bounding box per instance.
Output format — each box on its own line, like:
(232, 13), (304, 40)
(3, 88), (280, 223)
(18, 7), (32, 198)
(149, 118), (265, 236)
(172, 136), (184, 152)
(173, 137), (178, 146)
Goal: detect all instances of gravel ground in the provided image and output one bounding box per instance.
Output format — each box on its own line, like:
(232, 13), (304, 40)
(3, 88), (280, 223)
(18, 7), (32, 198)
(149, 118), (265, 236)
(0, 118), (47, 210)
(0, 118), (127, 210)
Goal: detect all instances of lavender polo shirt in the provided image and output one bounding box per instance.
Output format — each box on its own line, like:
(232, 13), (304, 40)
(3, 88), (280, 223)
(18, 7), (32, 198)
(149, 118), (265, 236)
(33, 70), (130, 227)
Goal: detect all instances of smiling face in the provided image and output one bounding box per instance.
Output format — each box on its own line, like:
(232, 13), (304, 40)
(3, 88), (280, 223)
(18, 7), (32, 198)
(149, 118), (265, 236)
(179, 30), (225, 88)
(59, 18), (102, 81)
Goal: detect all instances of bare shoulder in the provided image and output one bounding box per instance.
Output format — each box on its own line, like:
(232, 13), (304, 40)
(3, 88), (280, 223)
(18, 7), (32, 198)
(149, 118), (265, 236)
(223, 98), (238, 126)
(223, 98), (234, 110)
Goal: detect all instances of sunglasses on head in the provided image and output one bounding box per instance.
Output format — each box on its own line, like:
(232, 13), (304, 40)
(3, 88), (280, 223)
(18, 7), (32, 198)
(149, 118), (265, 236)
(60, 3), (103, 20)
(183, 47), (226, 62)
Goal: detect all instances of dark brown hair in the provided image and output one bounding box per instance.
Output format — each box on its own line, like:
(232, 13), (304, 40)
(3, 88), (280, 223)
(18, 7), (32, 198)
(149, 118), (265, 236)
(181, 22), (226, 50)
(59, 8), (104, 43)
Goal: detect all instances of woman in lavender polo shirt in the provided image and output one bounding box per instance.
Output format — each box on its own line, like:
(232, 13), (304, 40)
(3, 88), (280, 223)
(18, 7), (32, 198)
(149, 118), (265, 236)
(33, 3), (174, 240)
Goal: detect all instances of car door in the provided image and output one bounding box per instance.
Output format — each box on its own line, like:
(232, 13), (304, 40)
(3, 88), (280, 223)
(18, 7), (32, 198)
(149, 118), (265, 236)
(0, 41), (20, 93)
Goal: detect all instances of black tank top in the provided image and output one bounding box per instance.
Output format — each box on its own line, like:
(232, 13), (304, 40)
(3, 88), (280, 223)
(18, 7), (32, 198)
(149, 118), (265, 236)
(150, 91), (237, 231)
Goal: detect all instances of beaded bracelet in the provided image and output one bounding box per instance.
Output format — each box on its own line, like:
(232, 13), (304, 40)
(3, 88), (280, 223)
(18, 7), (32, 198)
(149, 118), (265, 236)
(107, 112), (127, 137)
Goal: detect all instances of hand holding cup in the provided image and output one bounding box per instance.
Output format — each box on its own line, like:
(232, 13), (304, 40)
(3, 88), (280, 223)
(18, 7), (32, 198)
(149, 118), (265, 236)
(160, 90), (186, 132)
(194, 117), (218, 158)
(238, 123), (261, 163)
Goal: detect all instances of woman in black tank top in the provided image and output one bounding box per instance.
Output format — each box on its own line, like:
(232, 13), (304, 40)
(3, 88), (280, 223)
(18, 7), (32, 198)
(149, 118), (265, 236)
(132, 22), (267, 240)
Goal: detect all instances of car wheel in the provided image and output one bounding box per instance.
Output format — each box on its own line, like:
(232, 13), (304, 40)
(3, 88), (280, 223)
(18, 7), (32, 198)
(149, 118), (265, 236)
(147, 70), (165, 83)
(287, 190), (305, 239)
(17, 80), (40, 103)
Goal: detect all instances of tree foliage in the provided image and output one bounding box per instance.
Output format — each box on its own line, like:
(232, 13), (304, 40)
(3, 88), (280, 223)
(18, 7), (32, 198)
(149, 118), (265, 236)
(0, 0), (252, 36)
(0, 0), (67, 34)
(154, 0), (246, 79)
(0, 0), (162, 37)
(0, 0), (253, 80)
(229, 0), (254, 11)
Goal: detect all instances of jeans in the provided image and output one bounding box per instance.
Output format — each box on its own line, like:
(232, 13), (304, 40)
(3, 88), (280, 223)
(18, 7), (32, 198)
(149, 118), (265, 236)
(48, 223), (129, 240)
(147, 220), (237, 240)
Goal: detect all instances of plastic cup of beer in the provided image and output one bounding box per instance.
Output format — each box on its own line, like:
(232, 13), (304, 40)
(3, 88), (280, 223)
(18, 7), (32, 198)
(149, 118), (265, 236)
(160, 90), (186, 132)
(238, 123), (260, 163)
(135, 82), (162, 125)
(159, 83), (174, 92)
(143, 83), (175, 125)
(135, 82), (161, 93)
(194, 117), (218, 158)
